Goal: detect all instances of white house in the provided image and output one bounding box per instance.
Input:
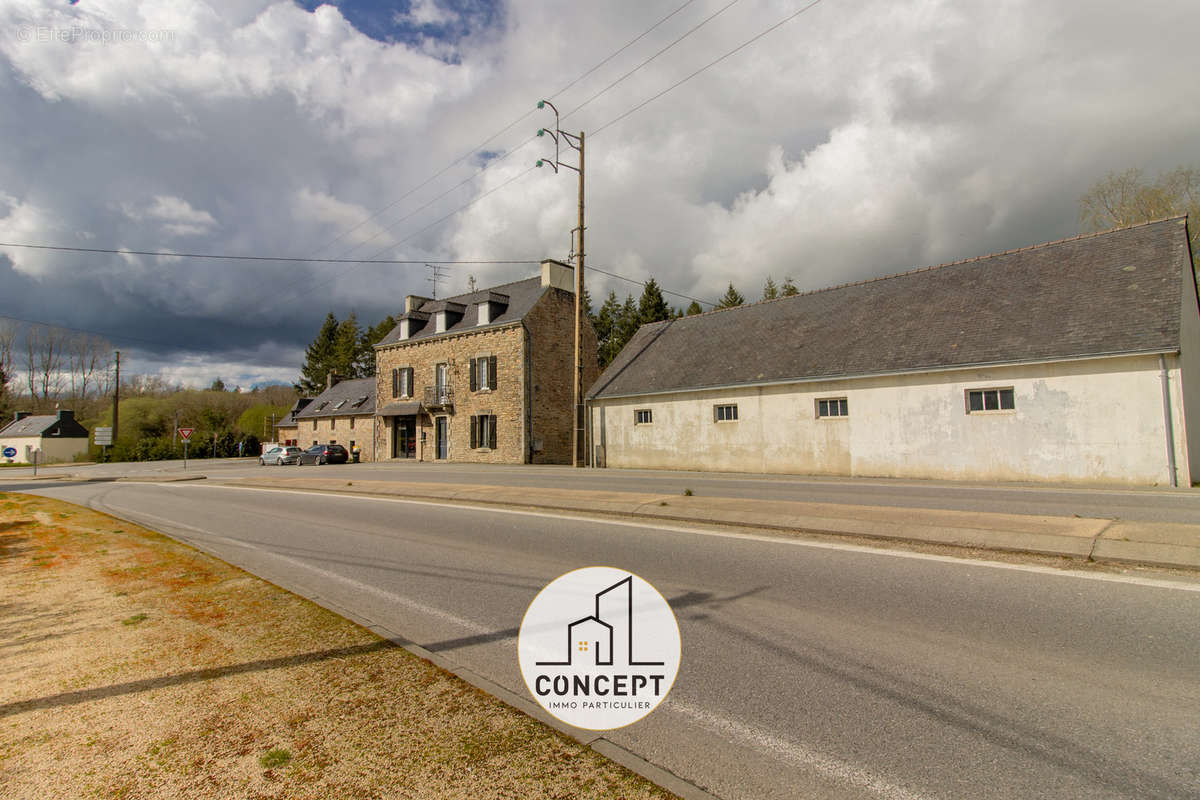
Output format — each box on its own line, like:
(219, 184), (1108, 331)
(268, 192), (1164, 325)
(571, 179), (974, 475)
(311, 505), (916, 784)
(587, 217), (1199, 486)
(0, 410), (91, 464)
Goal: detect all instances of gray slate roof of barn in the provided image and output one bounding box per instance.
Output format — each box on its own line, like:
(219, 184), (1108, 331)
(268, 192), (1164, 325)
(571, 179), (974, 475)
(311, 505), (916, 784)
(296, 378), (376, 418)
(0, 413), (89, 438)
(590, 217), (1194, 399)
(375, 276), (547, 347)
(274, 398), (311, 430)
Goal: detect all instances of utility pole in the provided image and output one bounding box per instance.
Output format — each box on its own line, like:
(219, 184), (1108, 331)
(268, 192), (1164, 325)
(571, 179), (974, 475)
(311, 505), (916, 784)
(173, 409), (179, 453)
(112, 350), (120, 445)
(535, 99), (586, 467)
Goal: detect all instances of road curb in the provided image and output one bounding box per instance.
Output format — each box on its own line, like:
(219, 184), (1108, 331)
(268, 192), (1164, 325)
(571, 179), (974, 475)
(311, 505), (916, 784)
(218, 478), (1200, 571)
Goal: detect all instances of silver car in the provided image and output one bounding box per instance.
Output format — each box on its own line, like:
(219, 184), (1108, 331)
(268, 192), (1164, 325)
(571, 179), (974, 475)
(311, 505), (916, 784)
(259, 445), (303, 466)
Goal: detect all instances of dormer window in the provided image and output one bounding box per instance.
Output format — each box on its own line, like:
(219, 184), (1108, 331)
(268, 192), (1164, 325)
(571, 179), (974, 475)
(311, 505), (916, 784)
(476, 292), (509, 326)
(435, 311), (448, 333)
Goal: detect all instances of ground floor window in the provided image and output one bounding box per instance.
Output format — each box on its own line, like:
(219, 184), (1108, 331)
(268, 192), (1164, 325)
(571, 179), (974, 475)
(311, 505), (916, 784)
(967, 388), (1015, 413)
(714, 404), (738, 422)
(471, 414), (497, 449)
(817, 398), (848, 418)
(635, 409), (653, 425)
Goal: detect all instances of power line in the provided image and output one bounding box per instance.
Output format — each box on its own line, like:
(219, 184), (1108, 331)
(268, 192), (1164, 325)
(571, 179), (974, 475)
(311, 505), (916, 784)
(304, 0), (706, 261)
(594, 0), (829, 137)
(0, 242), (539, 265)
(587, 264), (717, 307)
(270, 166), (540, 307)
(561, 0), (743, 123)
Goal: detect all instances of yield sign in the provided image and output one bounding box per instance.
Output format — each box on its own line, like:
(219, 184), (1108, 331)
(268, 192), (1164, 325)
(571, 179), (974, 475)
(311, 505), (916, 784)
(178, 427), (195, 441)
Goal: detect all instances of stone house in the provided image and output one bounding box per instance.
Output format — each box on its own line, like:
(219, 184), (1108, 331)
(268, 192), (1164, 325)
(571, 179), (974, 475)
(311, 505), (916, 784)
(373, 260), (598, 464)
(293, 377), (376, 460)
(588, 217), (1200, 485)
(272, 398), (311, 447)
(0, 410), (90, 464)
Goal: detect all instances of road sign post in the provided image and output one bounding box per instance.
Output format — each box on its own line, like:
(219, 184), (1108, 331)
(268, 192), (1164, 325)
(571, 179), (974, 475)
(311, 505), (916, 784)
(178, 427), (194, 469)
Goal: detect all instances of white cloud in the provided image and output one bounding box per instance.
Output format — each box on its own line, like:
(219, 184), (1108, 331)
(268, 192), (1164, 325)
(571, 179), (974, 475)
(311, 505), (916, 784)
(398, 0), (458, 28)
(0, 0), (1197, 384)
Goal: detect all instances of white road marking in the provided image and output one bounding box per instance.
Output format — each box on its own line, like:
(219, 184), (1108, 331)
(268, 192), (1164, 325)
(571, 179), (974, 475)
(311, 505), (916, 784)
(158, 482), (1200, 593)
(667, 699), (931, 800)
(100, 503), (492, 636)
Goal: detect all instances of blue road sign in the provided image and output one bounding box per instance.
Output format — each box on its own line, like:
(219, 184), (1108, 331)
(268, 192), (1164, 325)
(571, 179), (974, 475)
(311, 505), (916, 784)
(2, 447), (16, 458)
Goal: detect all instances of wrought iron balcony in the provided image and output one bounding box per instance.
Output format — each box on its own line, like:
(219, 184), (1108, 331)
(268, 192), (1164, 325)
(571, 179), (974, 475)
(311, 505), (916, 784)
(424, 384), (453, 410)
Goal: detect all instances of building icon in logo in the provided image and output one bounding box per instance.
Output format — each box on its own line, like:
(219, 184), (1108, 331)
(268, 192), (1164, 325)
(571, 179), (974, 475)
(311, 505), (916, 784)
(535, 575), (665, 668)
(519, 566), (681, 730)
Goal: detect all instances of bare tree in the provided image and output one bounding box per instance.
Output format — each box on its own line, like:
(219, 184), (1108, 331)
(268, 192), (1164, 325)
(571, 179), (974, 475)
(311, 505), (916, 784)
(0, 319), (17, 402)
(67, 333), (112, 400)
(1080, 166), (1199, 256)
(24, 324), (66, 406)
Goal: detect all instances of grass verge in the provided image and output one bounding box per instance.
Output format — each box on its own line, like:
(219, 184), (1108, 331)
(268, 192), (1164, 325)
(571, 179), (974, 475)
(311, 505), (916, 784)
(0, 492), (678, 800)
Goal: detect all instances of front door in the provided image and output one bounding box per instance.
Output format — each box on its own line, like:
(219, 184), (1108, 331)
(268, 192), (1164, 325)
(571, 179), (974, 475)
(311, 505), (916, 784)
(392, 417), (416, 458)
(435, 417), (448, 460)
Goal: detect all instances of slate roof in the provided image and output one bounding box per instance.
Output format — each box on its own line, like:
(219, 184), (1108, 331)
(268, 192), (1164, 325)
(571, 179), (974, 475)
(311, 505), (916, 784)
(296, 378), (376, 418)
(376, 276), (548, 347)
(274, 398), (312, 429)
(590, 217), (1193, 399)
(0, 413), (89, 438)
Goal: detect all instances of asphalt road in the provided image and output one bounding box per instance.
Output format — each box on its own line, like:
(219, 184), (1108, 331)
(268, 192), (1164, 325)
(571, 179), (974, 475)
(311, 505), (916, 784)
(9, 457), (1200, 523)
(20, 480), (1200, 800)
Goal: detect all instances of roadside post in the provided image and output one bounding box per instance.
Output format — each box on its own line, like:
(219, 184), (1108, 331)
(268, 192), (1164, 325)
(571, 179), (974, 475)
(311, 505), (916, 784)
(94, 426), (113, 462)
(32, 448), (38, 477)
(178, 427), (194, 469)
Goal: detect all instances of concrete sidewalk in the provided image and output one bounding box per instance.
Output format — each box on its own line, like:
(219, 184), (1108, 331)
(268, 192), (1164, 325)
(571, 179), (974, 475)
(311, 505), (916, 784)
(221, 476), (1200, 571)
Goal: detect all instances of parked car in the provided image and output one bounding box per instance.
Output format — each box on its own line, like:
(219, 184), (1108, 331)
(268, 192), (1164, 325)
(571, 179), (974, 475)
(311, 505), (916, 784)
(259, 445), (303, 466)
(298, 443), (349, 465)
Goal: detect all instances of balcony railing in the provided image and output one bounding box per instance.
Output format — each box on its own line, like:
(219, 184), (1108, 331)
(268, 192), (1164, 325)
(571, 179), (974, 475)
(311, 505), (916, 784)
(424, 384), (453, 410)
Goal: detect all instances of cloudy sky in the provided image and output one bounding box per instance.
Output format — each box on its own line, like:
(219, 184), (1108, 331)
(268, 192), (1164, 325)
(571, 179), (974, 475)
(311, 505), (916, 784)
(0, 0), (1196, 388)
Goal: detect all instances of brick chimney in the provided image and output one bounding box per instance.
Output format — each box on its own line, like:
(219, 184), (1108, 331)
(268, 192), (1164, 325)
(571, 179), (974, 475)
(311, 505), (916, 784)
(326, 371), (342, 391)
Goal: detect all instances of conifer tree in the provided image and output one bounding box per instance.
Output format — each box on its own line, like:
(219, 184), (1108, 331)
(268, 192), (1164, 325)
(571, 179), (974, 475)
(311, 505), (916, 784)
(637, 278), (671, 325)
(717, 283), (745, 308)
(781, 276), (799, 296)
(763, 276), (779, 300)
(296, 313), (341, 395)
(685, 300), (704, 316)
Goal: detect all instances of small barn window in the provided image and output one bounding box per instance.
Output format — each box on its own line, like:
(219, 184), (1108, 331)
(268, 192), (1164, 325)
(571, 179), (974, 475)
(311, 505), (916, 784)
(714, 404), (738, 422)
(966, 388), (1015, 413)
(635, 409), (653, 425)
(817, 398), (848, 418)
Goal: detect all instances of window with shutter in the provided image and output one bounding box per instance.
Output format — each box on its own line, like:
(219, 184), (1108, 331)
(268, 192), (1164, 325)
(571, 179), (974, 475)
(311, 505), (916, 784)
(488, 355), (497, 391)
(489, 414), (497, 449)
(470, 415), (478, 448)
(469, 358), (478, 392)
(391, 368), (399, 398)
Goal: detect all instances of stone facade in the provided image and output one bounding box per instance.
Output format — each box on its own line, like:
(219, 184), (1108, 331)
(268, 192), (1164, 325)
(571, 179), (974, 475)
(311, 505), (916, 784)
(373, 282), (597, 465)
(525, 288), (599, 464)
(375, 324), (526, 463)
(295, 414), (377, 461)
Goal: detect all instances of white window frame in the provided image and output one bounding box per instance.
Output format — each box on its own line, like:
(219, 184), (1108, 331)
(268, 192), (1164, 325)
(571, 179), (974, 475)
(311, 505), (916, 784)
(714, 404), (738, 422)
(634, 409), (653, 425)
(477, 355), (492, 391)
(816, 397), (849, 418)
(966, 387), (1015, 414)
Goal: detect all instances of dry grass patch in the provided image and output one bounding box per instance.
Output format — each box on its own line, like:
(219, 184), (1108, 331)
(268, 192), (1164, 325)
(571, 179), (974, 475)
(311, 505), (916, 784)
(0, 492), (678, 800)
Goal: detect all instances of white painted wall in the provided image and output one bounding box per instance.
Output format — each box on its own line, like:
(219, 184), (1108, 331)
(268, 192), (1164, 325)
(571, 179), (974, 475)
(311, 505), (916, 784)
(591, 355), (1187, 485)
(0, 435), (88, 465)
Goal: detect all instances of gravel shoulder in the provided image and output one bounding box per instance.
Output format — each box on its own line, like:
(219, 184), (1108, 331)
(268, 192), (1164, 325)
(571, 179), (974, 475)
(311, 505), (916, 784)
(0, 491), (677, 800)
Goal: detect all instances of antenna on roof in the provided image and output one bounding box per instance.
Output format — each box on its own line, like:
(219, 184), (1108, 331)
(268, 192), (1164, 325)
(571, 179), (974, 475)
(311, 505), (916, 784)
(425, 263), (450, 299)
(468, 275), (477, 293)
